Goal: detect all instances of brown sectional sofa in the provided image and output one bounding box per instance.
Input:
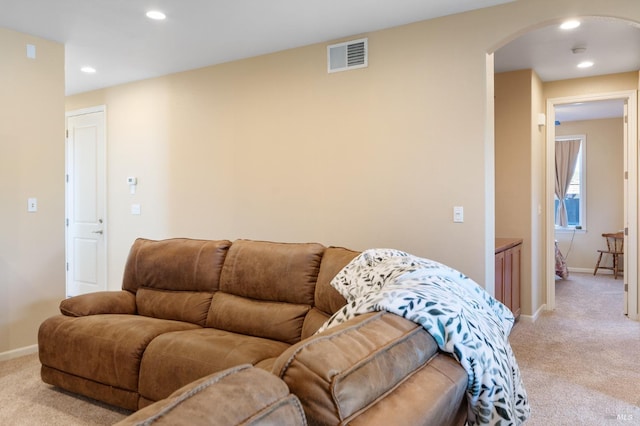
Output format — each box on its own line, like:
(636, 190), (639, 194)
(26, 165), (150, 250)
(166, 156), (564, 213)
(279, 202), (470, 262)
(39, 238), (468, 425)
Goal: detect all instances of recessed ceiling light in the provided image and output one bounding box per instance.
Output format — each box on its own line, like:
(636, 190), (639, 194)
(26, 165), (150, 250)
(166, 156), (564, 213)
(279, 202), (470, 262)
(146, 10), (166, 20)
(560, 20), (580, 30)
(577, 61), (594, 68)
(81, 66), (97, 73)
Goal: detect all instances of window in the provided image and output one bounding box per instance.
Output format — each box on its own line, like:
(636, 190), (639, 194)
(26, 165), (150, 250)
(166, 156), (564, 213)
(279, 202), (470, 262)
(554, 135), (586, 230)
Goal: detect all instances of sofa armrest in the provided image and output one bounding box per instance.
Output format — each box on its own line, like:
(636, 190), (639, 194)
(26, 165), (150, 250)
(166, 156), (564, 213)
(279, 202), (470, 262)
(59, 291), (136, 317)
(272, 311), (466, 425)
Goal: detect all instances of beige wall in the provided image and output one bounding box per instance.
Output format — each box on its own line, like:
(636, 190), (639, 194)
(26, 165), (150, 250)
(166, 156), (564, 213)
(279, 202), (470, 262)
(0, 28), (65, 355)
(555, 118), (625, 270)
(495, 70), (532, 238)
(68, 24), (496, 292)
(494, 69), (546, 317)
(495, 69), (535, 314)
(545, 72), (639, 100)
(64, 0), (640, 321)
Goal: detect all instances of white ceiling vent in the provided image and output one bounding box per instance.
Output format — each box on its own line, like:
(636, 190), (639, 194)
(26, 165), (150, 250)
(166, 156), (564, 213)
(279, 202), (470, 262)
(327, 38), (368, 73)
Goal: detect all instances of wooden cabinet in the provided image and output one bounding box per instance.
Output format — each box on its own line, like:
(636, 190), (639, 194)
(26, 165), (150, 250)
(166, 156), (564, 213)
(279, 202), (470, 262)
(495, 238), (522, 319)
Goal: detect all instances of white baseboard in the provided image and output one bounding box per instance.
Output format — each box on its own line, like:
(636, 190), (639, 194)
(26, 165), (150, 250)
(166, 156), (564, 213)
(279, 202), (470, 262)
(567, 267), (596, 274)
(518, 304), (546, 324)
(0, 344), (38, 362)
(567, 267), (618, 275)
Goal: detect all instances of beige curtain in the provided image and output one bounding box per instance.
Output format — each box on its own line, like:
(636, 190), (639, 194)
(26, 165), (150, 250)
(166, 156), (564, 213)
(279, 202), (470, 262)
(555, 139), (582, 227)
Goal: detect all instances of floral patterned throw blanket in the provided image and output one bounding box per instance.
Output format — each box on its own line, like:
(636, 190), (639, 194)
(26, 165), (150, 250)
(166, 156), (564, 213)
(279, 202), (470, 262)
(317, 249), (530, 426)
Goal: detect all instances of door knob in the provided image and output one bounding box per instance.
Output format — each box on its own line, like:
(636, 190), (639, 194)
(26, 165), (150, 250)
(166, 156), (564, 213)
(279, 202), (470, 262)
(92, 230), (103, 235)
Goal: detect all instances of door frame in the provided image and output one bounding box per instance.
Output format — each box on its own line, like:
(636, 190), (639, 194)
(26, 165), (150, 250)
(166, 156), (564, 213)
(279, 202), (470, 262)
(545, 90), (638, 319)
(65, 105), (108, 297)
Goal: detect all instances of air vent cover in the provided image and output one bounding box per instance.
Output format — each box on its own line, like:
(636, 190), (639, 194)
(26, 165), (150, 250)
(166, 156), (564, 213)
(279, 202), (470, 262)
(327, 38), (368, 73)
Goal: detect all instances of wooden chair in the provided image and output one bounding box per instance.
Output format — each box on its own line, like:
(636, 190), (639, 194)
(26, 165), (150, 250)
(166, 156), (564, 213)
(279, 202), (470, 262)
(593, 232), (624, 279)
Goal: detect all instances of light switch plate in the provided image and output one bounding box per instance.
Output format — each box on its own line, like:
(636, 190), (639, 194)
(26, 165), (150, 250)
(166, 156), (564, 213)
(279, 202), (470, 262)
(26, 44), (36, 59)
(28, 198), (37, 212)
(453, 206), (463, 223)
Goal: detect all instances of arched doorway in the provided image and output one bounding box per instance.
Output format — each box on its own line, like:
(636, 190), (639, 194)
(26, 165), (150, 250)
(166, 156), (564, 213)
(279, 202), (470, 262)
(492, 16), (640, 320)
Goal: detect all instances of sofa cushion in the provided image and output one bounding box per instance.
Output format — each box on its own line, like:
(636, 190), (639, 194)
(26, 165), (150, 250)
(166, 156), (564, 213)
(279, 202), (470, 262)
(122, 238), (231, 325)
(301, 246), (356, 339)
(116, 365), (307, 426)
(217, 239), (324, 305)
(136, 288), (213, 326)
(314, 246), (356, 315)
(138, 328), (290, 403)
(272, 311), (465, 425)
(39, 314), (200, 392)
(207, 292), (309, 344)
(208, 239), (324, 343)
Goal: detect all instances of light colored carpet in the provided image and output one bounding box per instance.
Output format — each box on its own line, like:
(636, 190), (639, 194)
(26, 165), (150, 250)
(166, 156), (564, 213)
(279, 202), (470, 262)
(510, 272), (640, 425)
(1, 272), (638, 425)
(0, 354), (130, 425)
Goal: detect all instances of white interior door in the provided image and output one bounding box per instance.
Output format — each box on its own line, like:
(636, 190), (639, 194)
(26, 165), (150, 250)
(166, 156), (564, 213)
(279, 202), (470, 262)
(66, 107), (107, 297)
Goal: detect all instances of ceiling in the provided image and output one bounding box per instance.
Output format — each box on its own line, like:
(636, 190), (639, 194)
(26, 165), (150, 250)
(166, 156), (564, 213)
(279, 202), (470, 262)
(495, 17), (640, 82)
(554, 99), (626, 123)
(0, 0), (514, 96)
(0, 1), (638, 122)
(494, 16), (640, 122)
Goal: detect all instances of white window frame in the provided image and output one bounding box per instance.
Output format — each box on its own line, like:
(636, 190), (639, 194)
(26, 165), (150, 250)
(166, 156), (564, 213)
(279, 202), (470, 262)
(555, 134), (587, 232)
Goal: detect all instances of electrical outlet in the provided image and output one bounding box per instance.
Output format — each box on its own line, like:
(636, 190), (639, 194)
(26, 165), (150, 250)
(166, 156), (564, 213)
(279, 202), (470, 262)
(28, 198), (37, 212)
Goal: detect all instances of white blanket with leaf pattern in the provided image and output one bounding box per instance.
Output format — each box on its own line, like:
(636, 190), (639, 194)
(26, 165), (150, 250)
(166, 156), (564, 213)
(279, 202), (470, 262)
(317, 249), (530, 426)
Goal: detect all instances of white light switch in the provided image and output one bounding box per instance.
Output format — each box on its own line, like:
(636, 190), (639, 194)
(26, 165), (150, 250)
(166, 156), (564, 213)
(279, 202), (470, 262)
(453, 206), (464, 223)
(28, 198), (37, 212)
(131, 204), (141, 215)
(26, 44), (36, 59)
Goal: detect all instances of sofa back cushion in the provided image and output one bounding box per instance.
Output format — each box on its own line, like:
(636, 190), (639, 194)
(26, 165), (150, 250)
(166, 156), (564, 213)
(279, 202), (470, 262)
(301, 246), (357, 339)
(206, 239), (324, 344)
(123, 238), (231, 325)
